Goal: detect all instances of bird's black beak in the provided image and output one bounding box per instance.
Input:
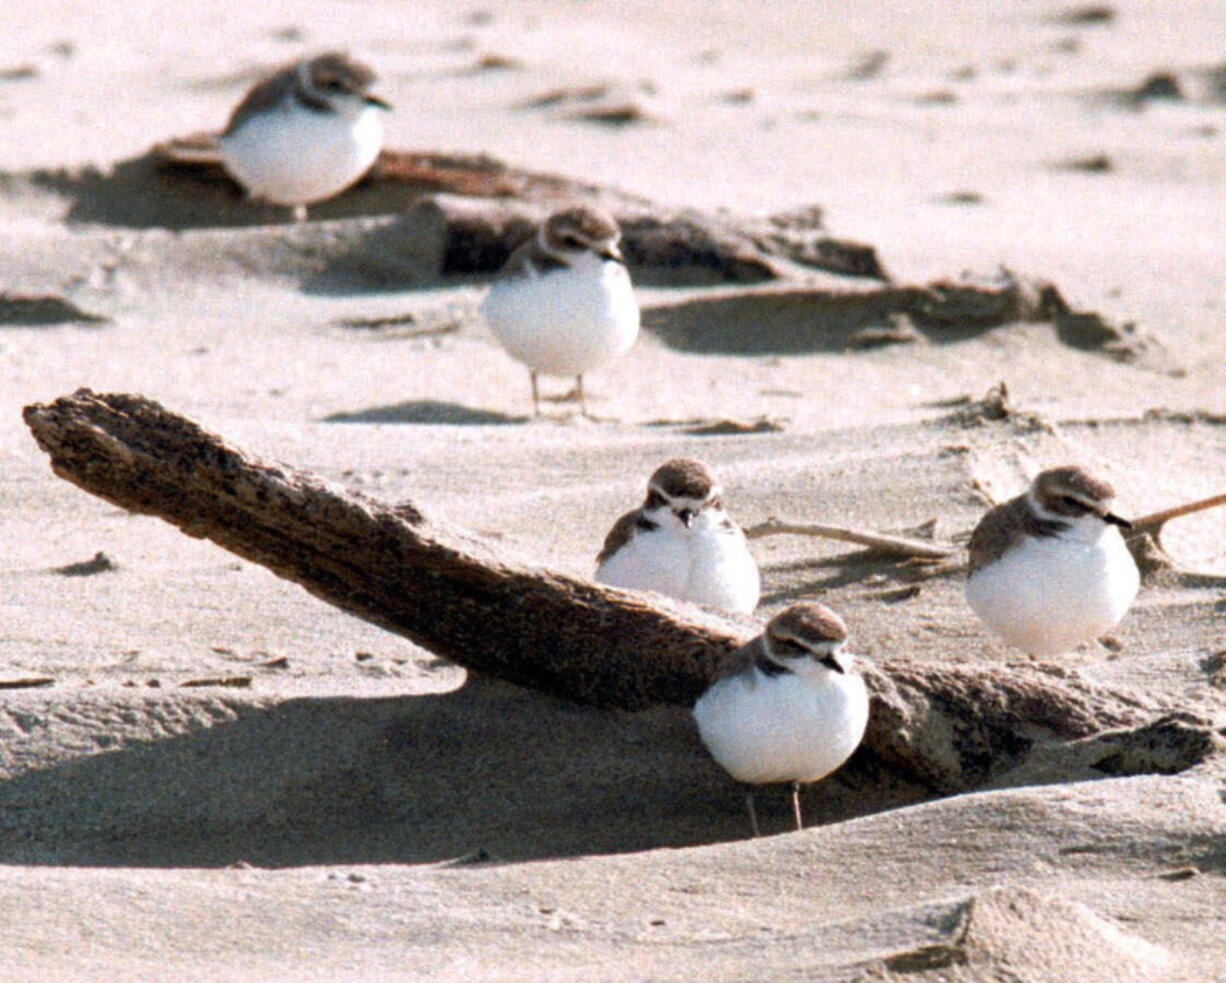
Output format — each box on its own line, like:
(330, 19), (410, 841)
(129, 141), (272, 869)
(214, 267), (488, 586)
(365, 93), (392, 110)
(1102, 511), (1132, 530)
(819, 653), (845, 674)
(676, 508), (695, 528)
(599, 246), (625, 265)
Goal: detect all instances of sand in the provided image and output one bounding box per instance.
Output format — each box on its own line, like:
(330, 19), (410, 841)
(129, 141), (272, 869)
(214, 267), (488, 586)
(1, 1), (1224, 980)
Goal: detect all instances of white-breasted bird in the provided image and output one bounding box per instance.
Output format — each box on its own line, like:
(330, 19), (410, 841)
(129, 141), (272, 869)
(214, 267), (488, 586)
(596, 458), (760, 615)
(965, 465), (1139, 656)
(218, 51), (390, 221)
(480, 204), (639, 417)
(693, 603), (870, 836)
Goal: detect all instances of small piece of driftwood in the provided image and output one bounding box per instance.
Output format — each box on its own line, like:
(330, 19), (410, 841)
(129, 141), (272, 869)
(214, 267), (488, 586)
(21, 390), (1221, 792)
(0, 677), (56, 690)
(1131, 493), (1226, 538)
(1125, 492), (1226, 585)
(744, 517), (957, 560)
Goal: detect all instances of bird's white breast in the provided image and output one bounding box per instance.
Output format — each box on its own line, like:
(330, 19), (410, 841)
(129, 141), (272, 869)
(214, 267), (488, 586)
(965, 523), (1138, 656)
(693, 662), (869, 785)
(219, 102), (383, 207)
(596, 516), (759, 614)
(481, 253), (639, 377)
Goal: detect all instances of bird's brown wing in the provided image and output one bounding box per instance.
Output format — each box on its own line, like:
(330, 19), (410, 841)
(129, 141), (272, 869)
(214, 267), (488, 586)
(707, 636), (766, 685)
(495, 237), (569, 281)
(222, 67), (297, 136)
(967, 495), (1067, 575)
(596, 508), (647, 567)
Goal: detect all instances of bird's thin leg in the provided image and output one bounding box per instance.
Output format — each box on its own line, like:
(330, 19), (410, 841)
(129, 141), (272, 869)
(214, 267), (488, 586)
(530, 371), (541, 417)
(745, 787), (761, 838)
(790, 780), (804, 832)
(576, 375), (588, 417)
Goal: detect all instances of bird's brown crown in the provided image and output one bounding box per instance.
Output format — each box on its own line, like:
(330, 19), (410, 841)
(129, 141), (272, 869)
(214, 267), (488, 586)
(305, 52), (379, 95)
(767, 603), (848, 649)
(1031, 466), (1115, 517)
(542, 204), (621, 250)
(647, 458), (716, 501)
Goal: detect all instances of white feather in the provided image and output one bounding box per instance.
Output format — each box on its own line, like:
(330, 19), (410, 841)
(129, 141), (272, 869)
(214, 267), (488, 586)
(219, 100), (383, 207)
(693, 655), (869, 785)
(596, 508), (760, 614)
(481, 251), (639, 377)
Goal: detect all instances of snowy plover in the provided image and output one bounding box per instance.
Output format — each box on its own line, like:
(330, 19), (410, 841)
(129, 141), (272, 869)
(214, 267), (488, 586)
(480, 204), (639, 417)
(596, 458), (760, 614)
(965, 465), (1139, 656)
(693, 603), (869, 836)
(218, 52), (390, 221)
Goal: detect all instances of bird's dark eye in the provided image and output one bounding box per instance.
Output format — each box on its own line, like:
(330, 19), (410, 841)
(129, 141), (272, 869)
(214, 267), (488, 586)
(775, 638), (809, 658)
(1060, 495), (1086, 512)
(561, 235), (584, 249)
(319, 76), (344, 91)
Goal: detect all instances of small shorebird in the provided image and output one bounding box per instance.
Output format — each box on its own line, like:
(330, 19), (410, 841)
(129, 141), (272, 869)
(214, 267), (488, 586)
(693, 603), (870, 836)
(218, 52), (390, 221)
(596, 458), (760, 615)
(480, 204), (639, 417)
(965, 465), (1140, 656)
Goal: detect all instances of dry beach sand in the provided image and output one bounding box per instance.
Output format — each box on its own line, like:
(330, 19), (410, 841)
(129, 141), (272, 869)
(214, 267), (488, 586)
(2, 1), (1225, 980)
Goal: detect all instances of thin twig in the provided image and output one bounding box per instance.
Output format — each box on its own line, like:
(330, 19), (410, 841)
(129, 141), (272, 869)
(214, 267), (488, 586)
(1130, 493), (1226, 535)
(335, 314), (462, 338)
(0, 677), (55, 690)
(743, 517), (957, 560)
(180, 676), (253, 689)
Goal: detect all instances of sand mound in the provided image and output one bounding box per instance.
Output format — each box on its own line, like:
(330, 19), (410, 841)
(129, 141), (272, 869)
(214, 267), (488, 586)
(8, 146), (884, 284)
(872, 886), (1188, 982)
(641, 274), (1162, 364)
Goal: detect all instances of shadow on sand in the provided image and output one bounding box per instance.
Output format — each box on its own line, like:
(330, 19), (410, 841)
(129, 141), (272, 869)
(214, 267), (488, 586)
(0, 679), (919, 868)
(322, 401), (529, 425)
(642, 286), (1020, 355)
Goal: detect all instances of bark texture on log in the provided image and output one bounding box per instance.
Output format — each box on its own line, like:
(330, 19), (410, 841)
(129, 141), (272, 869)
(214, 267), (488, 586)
(22, 390), (1220, 792)
(34, 140), (884, 282)
(22, 389), (748, 712)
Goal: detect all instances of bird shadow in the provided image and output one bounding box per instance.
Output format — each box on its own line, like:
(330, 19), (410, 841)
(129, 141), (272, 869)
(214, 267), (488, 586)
(0, 678), (923, 869)
(22, 152), (460, 232)
(0, 294), (108, 327)
(321, 401), (530, 425)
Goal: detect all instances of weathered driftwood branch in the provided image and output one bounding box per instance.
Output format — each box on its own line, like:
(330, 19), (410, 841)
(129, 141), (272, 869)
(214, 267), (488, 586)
(22, 390), (1220, 792)
(23, 389), (745, 711)
(742, 493), (1226, 571)
(1131, 493), (1226, 537)
(743, 517), (957, 560)
(67, 141), (882, 282)
(1124, 493), (1226, 586)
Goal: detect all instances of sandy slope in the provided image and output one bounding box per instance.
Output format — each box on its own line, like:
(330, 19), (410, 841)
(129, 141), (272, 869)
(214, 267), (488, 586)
(1, 1), (1224, 980)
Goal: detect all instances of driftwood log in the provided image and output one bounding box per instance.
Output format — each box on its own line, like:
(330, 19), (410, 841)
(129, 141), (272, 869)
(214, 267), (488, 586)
(22, 390), (1221, 793)
(28, 140), (884, 282)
